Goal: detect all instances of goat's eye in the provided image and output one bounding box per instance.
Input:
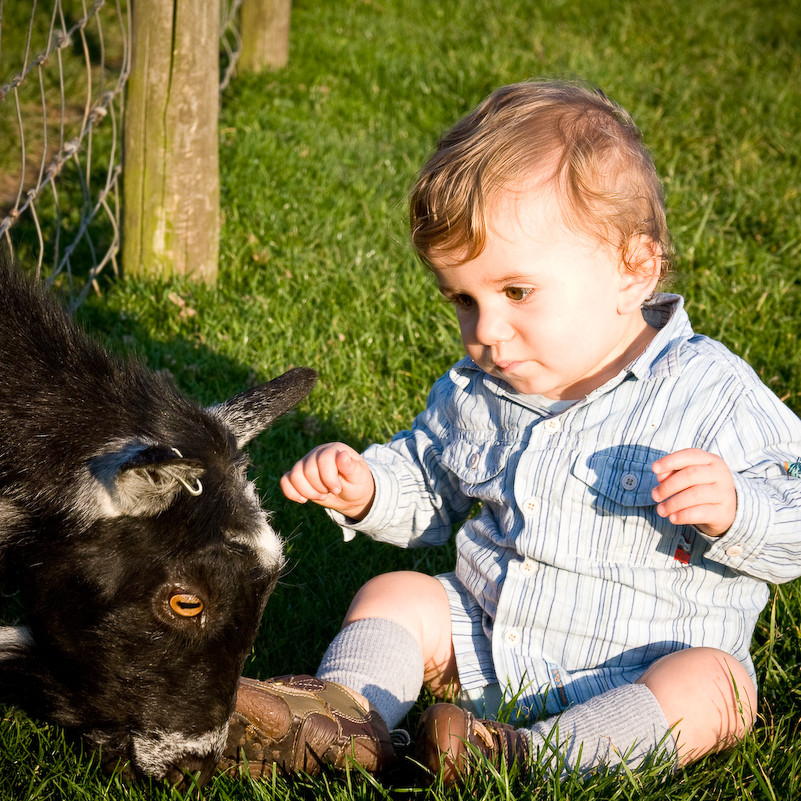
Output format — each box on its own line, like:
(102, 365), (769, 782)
(169, 593), (204, 617)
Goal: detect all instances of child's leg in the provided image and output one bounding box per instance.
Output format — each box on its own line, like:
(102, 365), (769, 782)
(419, 681), (674, 783)
(636, 646), (756, 765)
(221, 570), (454, 778)
(317, 570), (458, 728)
(419, 646), (756, 784)
(342, 570), (458, 696)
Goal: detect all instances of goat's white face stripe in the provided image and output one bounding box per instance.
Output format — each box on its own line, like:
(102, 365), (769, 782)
(254, 518), (285, 571)
(131, 722), (229, 779)
(225, 481), (285, 573)
(227, 516), (284, 573)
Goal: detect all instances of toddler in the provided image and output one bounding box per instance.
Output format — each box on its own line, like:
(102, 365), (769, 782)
(221, 80), (801, 784)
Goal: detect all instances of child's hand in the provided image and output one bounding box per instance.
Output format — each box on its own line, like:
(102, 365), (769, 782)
(651, 449), (737, 538)
(280, 442), (376, 521)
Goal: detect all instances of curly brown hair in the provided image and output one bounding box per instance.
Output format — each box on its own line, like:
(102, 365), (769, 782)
(410, 80), (672, 278)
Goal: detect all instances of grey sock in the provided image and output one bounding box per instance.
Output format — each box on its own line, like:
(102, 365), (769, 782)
(316, 617), (424, 729)
(523, 683), (677, 777)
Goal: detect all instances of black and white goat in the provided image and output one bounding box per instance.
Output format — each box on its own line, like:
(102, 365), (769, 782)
(0, 253), (316, 786)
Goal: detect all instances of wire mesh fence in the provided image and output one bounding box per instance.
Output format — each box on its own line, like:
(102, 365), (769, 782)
(0, 0), (245, 308)
(221, 0), (244, 94)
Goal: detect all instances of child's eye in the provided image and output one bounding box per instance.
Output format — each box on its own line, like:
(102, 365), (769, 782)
(445, 294), (475, 308)
(505, 286), (533, 301)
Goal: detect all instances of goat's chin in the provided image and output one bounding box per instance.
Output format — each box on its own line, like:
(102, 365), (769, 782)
(85, 723), (227, 788)
(81, 731), (132, 779)
(159, 753), (219, 789)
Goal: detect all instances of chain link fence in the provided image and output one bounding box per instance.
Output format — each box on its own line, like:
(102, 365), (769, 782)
(0, 0), (245, 308)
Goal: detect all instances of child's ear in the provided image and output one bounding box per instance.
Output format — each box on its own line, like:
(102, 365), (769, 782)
(617, 235), (662, 314)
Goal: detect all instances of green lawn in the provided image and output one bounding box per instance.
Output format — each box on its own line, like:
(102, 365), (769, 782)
(2, 0), (801, 798)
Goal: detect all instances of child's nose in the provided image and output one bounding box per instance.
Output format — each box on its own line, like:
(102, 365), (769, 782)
(474, 307), (513, 347)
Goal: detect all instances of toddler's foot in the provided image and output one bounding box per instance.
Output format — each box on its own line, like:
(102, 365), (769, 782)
(415, 702), (529, 785)
(218, 675), (397, 778)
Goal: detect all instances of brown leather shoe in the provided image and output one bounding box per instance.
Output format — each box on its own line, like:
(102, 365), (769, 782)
(416, 702), (529, 784)
(218, 675), (397, 778)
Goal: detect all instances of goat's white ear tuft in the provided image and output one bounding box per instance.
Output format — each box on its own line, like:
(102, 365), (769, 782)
(0, 626), (33, 660)
(0, 627), (35, 703)
(210, 367), (317, 448)
(89, 443), (206, 517)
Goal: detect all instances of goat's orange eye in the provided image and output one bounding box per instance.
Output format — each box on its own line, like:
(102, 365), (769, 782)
(169, 593), (204, 617)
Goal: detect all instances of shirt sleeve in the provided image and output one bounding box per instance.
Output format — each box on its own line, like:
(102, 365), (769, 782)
(699, 381), (801, 584)
(327, 374), (475, 548)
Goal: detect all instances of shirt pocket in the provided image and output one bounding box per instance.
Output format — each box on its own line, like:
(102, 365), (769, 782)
(568, 450), (675, 565)
(441, 435), (512, 505)
(571, 451), (660, 509)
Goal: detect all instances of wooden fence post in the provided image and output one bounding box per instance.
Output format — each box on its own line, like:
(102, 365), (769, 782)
(240, 0), (292, 72)
(123, 0), (219, 283)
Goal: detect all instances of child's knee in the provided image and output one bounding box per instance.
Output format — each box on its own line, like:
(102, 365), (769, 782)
(343, 571), (457, 692)
(342, 572), (451, 645)
(345, 571), (443, 619)
(638, 647), (756, 722)
(637, 647), (756, 763)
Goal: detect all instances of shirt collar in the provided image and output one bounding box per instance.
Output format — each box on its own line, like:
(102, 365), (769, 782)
(627, 293), (693, 381)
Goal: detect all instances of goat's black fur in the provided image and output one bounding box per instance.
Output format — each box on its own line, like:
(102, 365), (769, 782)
(0, 253), (316, 786)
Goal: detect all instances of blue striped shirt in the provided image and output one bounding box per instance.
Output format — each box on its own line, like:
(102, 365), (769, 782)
(333, 294), (801, 716)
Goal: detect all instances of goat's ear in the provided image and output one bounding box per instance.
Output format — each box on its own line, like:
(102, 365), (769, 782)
(210, 367), (317, 448)
(89, 444), (205, 517)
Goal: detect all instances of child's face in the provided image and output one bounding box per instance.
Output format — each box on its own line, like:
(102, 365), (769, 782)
(430, 183), (658, 400)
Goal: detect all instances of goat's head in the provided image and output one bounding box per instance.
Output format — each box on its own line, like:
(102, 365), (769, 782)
(0, 367), (316, 787)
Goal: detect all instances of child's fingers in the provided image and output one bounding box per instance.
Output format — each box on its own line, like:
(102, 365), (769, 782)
(657, 501), (724, 528)
(652, 449), (730, 503)
(652, 448), (712, 478)
(651, 450), (736, 536)
(280, 445), (342, 501)
(652, 463), (714, 504)
(654, 481), (719, 519)
(279, 472), (313, 504)
(312, 447), (348, 496)
(311, 445), (369, 496)
(280, 459), (329, 502)
(280, 443), (371, 508)
(334, 448), (369, 483)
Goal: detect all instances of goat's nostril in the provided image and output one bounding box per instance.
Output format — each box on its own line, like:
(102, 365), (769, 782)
(169, 593), (204, 617)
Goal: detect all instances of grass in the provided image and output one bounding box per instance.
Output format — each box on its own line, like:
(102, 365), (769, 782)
(2, 0), (801, 798)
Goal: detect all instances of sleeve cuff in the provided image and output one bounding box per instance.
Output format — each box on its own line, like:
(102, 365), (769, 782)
(699, 472), (773, 570)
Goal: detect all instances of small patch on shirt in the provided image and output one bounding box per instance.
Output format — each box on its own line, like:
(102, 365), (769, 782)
(784, 461), (801, 478)
(673, 545), (691, 564)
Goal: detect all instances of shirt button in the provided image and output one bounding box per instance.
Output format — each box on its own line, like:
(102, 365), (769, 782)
(504, 628), (521, 646)
(467, 452), (480, 469)
(725, 544), (744, 558)
(544, 418), (561, 434)
(519, 558), (538, 576)
(522, 497), (539, 514)
(621, 473), (639, 491)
